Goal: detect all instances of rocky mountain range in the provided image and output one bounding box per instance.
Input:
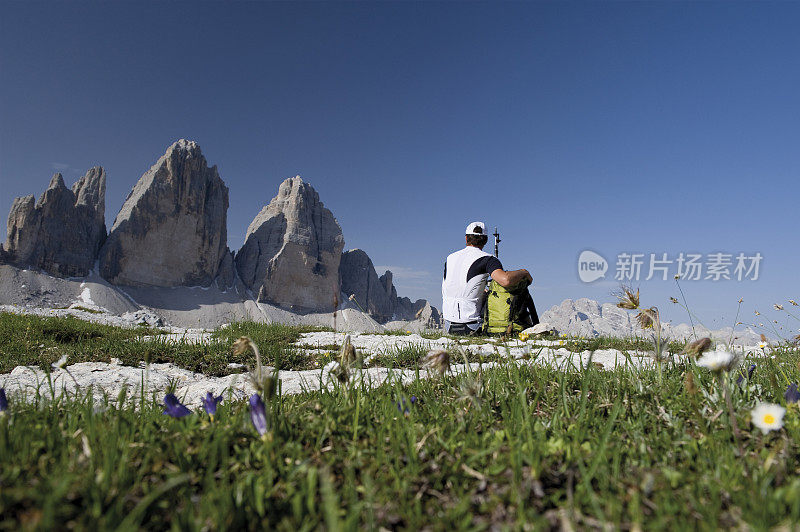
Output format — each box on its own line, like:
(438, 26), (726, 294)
(0, 140), (440, 327)
(1, 168), (106, 277)
(540, 298), (765, 345)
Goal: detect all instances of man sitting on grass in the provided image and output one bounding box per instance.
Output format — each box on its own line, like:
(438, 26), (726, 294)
(441, 221), (532, 335)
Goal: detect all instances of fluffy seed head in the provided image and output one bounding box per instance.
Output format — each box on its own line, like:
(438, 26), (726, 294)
(635, 307), (659, 329)
(615, 286), (640, 310)
(422, 349), (451, 376)
(339, 335), (357, 368)
(683, 337), (712, 357)
(232, 337), (256, 357)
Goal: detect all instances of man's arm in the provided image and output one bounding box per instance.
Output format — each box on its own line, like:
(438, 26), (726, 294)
(491, 268), (532, 288)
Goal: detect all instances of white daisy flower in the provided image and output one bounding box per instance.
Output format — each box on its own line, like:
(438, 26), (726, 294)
(751, 403), (785, 434)
(696, 350), (737, 372)
(52, 355), (69, 370)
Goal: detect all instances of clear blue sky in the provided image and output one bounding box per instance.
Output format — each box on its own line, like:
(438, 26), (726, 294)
(1, 1), (798, 335)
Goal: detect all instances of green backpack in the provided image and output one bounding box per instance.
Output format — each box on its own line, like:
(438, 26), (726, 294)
(483, 280), (539, 335)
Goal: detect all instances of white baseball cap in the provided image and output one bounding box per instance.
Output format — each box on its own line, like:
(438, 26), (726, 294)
(465, 221), (486, 236)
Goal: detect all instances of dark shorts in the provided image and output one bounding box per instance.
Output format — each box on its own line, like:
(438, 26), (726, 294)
(444, 320), (483, 336)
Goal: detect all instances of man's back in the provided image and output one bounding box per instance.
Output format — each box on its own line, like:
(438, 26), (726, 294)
(442, 246), (502, 324)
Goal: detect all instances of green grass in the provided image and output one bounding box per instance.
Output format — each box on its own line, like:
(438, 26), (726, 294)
(557, 335), (686, 355)
(0, 312), (326, 375)
(0, 311), (747, 380)
(2, 346), (800, 529)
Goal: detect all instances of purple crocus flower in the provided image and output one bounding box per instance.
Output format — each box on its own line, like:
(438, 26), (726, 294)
(163, 393), (192, 418)
(249, 394), (268, 436)
(0, 388), (7, 414)
(736, 364), (756, 386)
(396, 400), (409, 415)
(202, 392), (223, 419)
(785, 383), (800, 404)
(396, 396), (417, 416)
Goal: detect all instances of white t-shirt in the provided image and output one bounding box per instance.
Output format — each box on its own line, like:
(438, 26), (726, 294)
(441, 247), (503, 324)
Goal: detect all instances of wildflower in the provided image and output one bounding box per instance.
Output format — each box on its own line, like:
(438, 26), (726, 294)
(163, 394), (192, 418)
(0, 388), (7, 415)
(775, 304), (784, 311)
(755, 310), (761, 316)
(738, 298), (744, 303)
(249, 394), (268, 437)
(674, 274), (681, 280)
(339, 335), (357, 368)
(615, 286), (640, 310)
(235, 337), (274, 395)
(736, 364), (756, 386)
(682, 337), (712, 357)
(696, 350), (738, 372)
(330, 334), (357, 383)
(458, 378), (483, 409)
(52, 355), (68, 370)
(758, 341), (769, 349)
(202, 392), (223, 420)
(231, 336), (253, 357)
(396, 396), (416, 416)
(422, 349), (450, 376)
(790, 300), (798, 306)
(785, 383), (800, 404)
(348, 294), (356, 302)
(750, 403), (786, 434)
(669, 297), (679, 304)
(519, 332), (530, 342)
(635, 307), (658, 329)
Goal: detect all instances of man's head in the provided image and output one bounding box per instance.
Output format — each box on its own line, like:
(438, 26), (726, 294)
(465, 221), (488, 249)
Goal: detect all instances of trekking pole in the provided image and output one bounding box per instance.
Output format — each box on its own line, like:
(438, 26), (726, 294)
(493, 227), (501, 258)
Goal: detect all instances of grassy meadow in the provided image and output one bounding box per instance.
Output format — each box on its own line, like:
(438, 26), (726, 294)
(1, 311), (800, 529)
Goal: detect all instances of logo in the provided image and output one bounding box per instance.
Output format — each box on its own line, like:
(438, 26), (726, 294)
(578, 250), (608, 283)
